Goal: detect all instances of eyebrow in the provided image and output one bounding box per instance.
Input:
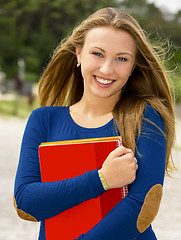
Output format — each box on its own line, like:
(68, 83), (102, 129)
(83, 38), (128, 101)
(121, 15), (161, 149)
(91, 46), (133, 57)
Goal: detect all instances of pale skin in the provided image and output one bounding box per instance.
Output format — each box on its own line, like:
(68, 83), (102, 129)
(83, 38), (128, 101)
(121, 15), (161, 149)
(70, 26), (138, 189)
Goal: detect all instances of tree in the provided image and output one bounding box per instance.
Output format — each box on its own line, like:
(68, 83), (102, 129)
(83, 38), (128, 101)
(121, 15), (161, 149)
(0, 0), (118, 80)
(0, 0), (180, 81)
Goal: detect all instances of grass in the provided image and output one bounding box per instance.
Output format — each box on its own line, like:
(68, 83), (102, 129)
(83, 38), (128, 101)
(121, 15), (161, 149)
(0, 95), (38, 119)
(172, 73), (181, 103)
(168, 63), (181, 103)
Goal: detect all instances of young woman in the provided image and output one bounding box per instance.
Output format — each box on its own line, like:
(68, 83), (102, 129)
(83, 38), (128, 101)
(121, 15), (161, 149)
(14, 7), (175, 239)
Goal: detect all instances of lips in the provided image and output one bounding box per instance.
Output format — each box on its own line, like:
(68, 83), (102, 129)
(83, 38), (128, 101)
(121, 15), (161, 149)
(94, 75), (115, 87)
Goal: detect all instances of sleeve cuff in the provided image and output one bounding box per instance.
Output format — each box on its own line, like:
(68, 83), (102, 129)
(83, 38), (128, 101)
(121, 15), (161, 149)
(85, 170), (105, 198)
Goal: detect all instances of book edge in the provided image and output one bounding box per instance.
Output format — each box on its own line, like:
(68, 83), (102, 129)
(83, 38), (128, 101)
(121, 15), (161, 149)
(39, 136), (121, 147)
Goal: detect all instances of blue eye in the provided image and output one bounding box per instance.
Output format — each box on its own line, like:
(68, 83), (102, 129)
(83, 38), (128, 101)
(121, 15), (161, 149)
(92, 52), (103, 57)
(116, 57), (127, 62)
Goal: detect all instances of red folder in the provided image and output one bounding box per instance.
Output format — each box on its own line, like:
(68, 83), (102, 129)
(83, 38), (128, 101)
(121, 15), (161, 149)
(39, 136), (128, 240)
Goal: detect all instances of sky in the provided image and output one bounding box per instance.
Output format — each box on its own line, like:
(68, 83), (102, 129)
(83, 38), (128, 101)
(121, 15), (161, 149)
(148, 0), (181, 13)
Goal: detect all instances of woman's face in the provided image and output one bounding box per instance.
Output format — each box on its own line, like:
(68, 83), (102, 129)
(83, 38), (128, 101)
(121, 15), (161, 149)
(76, 26), (136, 102)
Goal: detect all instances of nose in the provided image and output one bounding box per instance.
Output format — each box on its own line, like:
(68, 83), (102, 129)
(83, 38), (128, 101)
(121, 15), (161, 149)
(100, 60), (114, 75)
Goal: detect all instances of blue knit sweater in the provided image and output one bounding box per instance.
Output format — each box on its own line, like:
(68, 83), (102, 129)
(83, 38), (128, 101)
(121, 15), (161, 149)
(14, 105), (166, 239)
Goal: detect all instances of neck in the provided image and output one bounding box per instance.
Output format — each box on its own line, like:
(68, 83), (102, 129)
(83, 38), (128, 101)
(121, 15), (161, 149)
(77, 93), (118, 117)
(69, 94), (119, 128)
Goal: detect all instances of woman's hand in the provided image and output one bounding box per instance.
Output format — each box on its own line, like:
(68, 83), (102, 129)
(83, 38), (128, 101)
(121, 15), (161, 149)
(100, 146), (138, 189)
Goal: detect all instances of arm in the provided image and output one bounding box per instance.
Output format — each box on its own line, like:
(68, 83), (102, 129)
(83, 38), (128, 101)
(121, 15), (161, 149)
(76, 105), (166, 239)
(14, 107), (136, 223)
(14, 108), (105, 222)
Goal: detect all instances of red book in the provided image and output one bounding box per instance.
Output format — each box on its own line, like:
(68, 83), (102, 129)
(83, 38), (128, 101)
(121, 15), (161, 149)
(39, 136), (128, 240)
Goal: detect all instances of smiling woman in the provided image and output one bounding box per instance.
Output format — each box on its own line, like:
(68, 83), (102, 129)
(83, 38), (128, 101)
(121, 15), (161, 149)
(14, 7), (175, 240)
(74, 27), (136, 107)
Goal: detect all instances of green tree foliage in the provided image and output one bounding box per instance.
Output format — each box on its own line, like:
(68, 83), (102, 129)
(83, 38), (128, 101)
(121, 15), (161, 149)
(0, 0), (118, 79)
(0, 0), (180, 81)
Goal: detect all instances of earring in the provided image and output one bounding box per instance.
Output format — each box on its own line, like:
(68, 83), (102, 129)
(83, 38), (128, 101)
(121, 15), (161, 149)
(77, 60), (80, 67)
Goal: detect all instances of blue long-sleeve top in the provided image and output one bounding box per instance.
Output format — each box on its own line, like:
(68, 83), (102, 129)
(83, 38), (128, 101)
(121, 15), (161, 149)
(14, 104), (166, 239)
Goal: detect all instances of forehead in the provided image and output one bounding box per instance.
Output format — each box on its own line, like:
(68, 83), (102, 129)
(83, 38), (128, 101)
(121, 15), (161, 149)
(84, 26), (136, 54)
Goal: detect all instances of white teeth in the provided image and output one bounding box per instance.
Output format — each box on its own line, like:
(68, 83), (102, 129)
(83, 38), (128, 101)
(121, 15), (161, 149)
(95, 77), (113, 84)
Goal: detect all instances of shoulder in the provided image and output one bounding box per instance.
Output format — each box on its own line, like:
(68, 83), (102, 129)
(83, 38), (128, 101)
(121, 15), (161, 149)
(30, 106), (67, 119)
(23, 106), (69, 142)
(142, 104), (165, 134)
(32, 106), (66, 115)
(27, 106), (68, 127)
(143, 104), (164, 126)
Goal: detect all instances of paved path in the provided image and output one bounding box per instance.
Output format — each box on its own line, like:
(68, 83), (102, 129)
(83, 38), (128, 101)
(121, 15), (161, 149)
(0, 107), (181, 240)
(0, 118), (40, 240)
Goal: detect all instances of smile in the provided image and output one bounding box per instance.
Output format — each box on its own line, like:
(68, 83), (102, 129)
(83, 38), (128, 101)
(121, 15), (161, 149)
(94, 76), (114, 85)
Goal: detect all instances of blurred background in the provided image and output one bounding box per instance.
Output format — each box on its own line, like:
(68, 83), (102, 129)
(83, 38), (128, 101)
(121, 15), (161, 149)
(0, 0), (180, 239)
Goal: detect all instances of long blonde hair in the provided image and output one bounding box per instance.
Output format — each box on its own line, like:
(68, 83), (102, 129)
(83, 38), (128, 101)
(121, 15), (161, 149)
(39, 7), (175, 174)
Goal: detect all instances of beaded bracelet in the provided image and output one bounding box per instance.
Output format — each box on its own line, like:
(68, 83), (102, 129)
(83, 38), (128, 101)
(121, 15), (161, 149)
(98, 170), (109, 190)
